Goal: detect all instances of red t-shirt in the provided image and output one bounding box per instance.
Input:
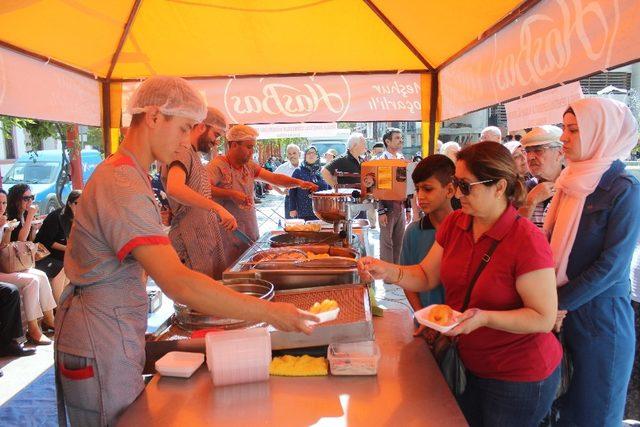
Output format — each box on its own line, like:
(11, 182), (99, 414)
(435, 206), (562, 382)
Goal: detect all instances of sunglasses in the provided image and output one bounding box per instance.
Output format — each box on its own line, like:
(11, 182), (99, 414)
(452, 177), (496, 196)
(22, 195), (35, 201)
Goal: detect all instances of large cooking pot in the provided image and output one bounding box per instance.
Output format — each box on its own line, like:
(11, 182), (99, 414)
(311, 189), (358, 222)
(174, 278), (274, 331)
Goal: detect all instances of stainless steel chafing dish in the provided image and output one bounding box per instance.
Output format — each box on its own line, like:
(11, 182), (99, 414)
(224, 239), (362, 290)
(173, 279), (274, 331)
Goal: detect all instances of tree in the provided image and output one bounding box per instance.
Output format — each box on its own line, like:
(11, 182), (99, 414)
(0, 115), (78, 205)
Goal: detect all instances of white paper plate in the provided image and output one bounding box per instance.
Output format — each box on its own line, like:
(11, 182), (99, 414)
(307, 307), (340, 326)
(414, 305), (462, 334)
(155, 351), (204, 378)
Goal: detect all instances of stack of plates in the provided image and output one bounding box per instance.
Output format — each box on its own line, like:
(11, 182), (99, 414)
(205, 327), (271, 386)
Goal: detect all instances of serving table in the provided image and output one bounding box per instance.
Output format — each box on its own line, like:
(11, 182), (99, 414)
(120, 309), (467, 427)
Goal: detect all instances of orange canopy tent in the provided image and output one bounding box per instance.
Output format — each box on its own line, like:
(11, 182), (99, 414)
(0, 0), (638, 154)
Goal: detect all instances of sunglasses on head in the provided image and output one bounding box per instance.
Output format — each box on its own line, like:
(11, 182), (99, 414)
(452, 176), (496, 196)
(22, 195), (35, 201)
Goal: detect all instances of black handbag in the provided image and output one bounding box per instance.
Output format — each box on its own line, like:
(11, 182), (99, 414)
(555, 330), (573, 398)
(433, 239), (500, 396)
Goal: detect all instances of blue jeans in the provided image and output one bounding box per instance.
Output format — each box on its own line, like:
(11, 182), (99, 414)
(557, 296), (635, 427)
(458, 364), (561, 427)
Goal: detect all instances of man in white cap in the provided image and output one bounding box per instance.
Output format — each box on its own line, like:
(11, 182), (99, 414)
(208, 125), (318, 262)
(55, 76), (318, 426)
(162, 107), (236, 278)
(479, 126), (502, 143)
(273, 144), (302, 218)
(518, 125), (564, 228)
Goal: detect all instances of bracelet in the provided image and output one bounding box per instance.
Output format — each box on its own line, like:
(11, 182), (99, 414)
(392, 266), (404, 284)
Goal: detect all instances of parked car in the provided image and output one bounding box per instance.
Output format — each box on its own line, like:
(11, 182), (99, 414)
(2, 149), (103, 213)
(308, 131), (350, 164)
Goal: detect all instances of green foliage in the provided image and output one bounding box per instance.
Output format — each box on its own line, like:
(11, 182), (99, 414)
(261, 137), (308, 154)
(86, 127), (104, 153)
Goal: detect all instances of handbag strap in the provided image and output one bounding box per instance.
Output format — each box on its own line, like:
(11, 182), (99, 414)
(460, 216), (520, 311)
(460, 239), (499, 312)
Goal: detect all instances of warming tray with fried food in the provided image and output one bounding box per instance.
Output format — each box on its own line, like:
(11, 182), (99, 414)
(269, 284), (374, 350)
(224, 244), (361, 289)
(246, 246), (358, 270)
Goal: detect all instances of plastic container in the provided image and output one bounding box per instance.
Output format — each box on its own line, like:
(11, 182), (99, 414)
(155, 351), (204, 378)
(205, 327), (271, 386)
(327, 341), (380, 376)
(414, 304), (462, 333)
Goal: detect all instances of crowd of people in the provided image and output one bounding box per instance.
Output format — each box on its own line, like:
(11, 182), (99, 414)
(0, 74), (638, 427)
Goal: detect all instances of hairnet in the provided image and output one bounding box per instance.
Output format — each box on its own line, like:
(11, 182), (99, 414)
(226, 124), (259, 142)
(203, 107), (227, 133)
(127, 76), (207, 123)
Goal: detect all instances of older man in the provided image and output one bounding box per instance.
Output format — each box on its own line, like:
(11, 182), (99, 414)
(321, 132), (367, 189)
(163, 107), (236, 278)
(376, 127), (411, 265)
(208, 126), (318, 262)
(479, 126), (502, 143)
(274, 144), (301, 218)
(518, 125), (564, 228)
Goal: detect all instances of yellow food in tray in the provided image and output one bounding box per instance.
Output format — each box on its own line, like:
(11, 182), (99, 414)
(269, 355), (328, 376)
(309, 299), (339, 314)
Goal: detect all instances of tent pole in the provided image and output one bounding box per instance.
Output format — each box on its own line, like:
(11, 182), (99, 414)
(102, 81), (112, 156)
(428, 71), (439, 155)
(362, 0), (433, 70)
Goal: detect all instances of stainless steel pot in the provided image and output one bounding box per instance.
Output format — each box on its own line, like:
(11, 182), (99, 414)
(173, 278), (274, 330)
(311, 189), (357, 222)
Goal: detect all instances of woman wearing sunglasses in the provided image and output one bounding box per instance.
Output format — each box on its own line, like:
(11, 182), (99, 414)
(7, 184), (41, 242)
(0, 186), (56, 345)
(359, 142), (562, 426)
(34, 190), (82, 303)
(289, 146), (330, 221)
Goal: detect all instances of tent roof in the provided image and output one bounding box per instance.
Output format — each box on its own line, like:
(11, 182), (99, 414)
(0, 0), (527, 80)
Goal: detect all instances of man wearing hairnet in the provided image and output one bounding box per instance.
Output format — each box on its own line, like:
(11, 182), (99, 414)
(207, 125), (319, 263)
(162, 107), (236, 278)
(54, 76), (319, 426)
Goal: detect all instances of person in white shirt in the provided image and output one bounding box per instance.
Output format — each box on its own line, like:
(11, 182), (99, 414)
(377, 128), (411, 265)
(274, 144), (301, 218)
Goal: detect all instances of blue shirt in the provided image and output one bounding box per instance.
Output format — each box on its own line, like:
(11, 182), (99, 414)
(289, 163), (330, 220)
(559, 160), (640, 311)
(399, 216), (445, 307)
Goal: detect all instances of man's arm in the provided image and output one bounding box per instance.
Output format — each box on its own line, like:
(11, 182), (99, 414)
(167, 165), (237, 230)
(258, 169), (318, 191)
(133, 244), (318, 333)
(321, 167), (337, 188)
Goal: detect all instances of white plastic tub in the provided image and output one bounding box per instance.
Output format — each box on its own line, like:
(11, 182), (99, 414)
(327, 341), (380, 376)
(205, 327), (271, 386)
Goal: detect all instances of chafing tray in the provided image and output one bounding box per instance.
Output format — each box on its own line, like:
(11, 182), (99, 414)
(224, 242), (361, 290)
(269, 284), (374, 350)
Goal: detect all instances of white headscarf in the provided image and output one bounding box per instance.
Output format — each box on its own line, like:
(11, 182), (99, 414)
(543, 98), (638, 286)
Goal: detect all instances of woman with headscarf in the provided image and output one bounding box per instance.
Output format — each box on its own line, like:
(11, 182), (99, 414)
(544, 98), (640, 426)
(289, 146), (330, 221)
